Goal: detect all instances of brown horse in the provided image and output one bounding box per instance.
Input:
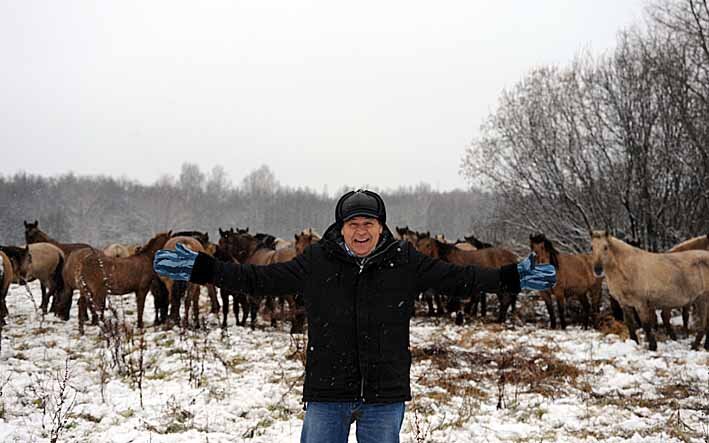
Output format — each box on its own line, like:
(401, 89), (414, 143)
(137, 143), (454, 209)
(23, 243), (66, 314)
(415, 236), (519, 324)
(0, 250), (14, 350)
(295, 228), (321, 255)
(159, 236), (207, 329)
(24, 220), (92, 319)
(591, 231), (709, 351)
(529, 234), (602, 330)
(666, 234), (709, 336)
(75, 232), (171, 334)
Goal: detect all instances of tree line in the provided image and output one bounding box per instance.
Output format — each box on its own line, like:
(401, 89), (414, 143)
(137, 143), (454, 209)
(0, 164), (497, 248)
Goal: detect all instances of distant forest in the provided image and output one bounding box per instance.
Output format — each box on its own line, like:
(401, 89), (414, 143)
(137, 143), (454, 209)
(0, 164), (504, 248)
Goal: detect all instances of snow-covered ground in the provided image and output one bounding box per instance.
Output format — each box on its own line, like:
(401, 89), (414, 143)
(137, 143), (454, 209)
(0, 281), (707, 443)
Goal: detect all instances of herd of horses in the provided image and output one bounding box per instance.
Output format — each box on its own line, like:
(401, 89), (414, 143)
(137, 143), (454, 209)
(0, 221), (707, 353)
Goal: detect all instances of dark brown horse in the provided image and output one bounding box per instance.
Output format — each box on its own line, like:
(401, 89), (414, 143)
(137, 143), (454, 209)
(24, 220), (91, 256)
(529, 233), (602, 330)
(415, 236), (519, 324)
(75, 232), (171, 334)
(222, 231), (304, 333)
(24, 220), (92, 319)
(0, 245), (32, 285)
(396, 228), (448, 317)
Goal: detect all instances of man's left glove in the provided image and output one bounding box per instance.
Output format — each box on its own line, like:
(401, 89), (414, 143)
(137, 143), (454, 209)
(517, 253), (556, 291)
(153, 243), (198, 281)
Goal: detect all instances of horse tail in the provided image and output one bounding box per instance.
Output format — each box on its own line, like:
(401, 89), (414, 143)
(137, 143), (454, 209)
(51, 252), (65, 297)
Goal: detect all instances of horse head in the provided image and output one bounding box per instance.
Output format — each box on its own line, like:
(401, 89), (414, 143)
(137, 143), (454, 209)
(529, 233), (559, 269)
(590, 230), (611, 278)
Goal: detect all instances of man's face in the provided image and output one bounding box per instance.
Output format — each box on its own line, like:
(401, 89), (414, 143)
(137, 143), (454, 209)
(341, 216), (383, 257)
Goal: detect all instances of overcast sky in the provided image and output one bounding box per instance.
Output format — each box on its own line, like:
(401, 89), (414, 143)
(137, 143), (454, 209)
(1, 0), (646, 194)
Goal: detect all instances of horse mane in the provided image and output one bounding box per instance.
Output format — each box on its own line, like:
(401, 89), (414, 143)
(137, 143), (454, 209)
(254, 233), (277, 250)
(137, 232), (171, 256)
(434, 238), (456, 260)
(172, 230), (209, 247)
(465, 234), (492, 249)
(529, 233), (559, 269)
(668, 234), (709, 252)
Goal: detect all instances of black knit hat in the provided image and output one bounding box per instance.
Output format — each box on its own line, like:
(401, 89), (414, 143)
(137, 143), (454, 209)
(335, 189), (386, 224)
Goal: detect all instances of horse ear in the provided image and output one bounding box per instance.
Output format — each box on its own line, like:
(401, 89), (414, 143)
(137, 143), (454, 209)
(219, 228), (224, 236)
(167, 230), (173, 237)
(24, 220), (28, 228)
(33, 220), (38, 226)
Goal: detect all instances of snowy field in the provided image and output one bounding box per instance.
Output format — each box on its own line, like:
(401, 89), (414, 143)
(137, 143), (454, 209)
(0, 281), (707, 443)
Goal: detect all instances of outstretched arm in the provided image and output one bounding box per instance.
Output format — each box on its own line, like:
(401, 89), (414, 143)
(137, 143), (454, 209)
(154, 243), (310, 295)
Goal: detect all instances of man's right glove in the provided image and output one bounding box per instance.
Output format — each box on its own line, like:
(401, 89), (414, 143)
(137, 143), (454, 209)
(517, 253), (556, 291)
(153, 243), (198, 281)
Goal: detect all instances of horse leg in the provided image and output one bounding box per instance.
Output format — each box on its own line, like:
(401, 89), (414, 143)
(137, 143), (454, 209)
(579, 293), (591, 330)
(78, 291), (88, 335)
(233, 294), (241, 326)
(249, 296), (259, 330)
(610, 296), (624, 322)
(289, 294), (305, 334)
(208, 284), (220, 314)
(40, 282), (48, 314)
(266, 296), (277, 328)
(622, 305), (639, 344)
(470, 292), (479, 317)
(182, 285), (192, 329)
(556, 292), (567, 330)
(425, 291), (435, 317)
(660, 309), (676, 340)
(682, 306), (690, 338)
(480, 292), (487, 317)
(436, 294), (446, 317)
(192, 285), (200, 328)
(542, 291), (556, 329)
(136, 288), (147, 330)
(637, 305), (658, 351)
(221, 289), (229, 329)
(691, 301), (707, 350)
(496, 292), (515, 323)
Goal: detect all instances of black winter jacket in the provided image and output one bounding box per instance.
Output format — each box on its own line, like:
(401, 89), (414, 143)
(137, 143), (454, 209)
(190, 223), (520, 403)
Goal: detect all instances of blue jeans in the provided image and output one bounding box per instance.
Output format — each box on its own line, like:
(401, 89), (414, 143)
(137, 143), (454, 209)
(300, 401), (405, 443)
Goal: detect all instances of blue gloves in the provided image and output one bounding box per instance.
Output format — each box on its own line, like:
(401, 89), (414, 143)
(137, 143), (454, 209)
(517, 253), (556, 291)
(153, 243), (198, 281)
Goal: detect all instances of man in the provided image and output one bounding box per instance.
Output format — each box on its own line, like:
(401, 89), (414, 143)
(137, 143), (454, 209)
(153, 189), (556, 443)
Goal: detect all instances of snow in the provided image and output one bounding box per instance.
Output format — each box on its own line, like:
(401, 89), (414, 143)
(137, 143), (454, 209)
(0, 282), (707, 442)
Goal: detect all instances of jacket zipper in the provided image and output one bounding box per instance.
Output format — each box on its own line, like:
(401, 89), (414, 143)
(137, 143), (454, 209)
(355, 241), (400, 402)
